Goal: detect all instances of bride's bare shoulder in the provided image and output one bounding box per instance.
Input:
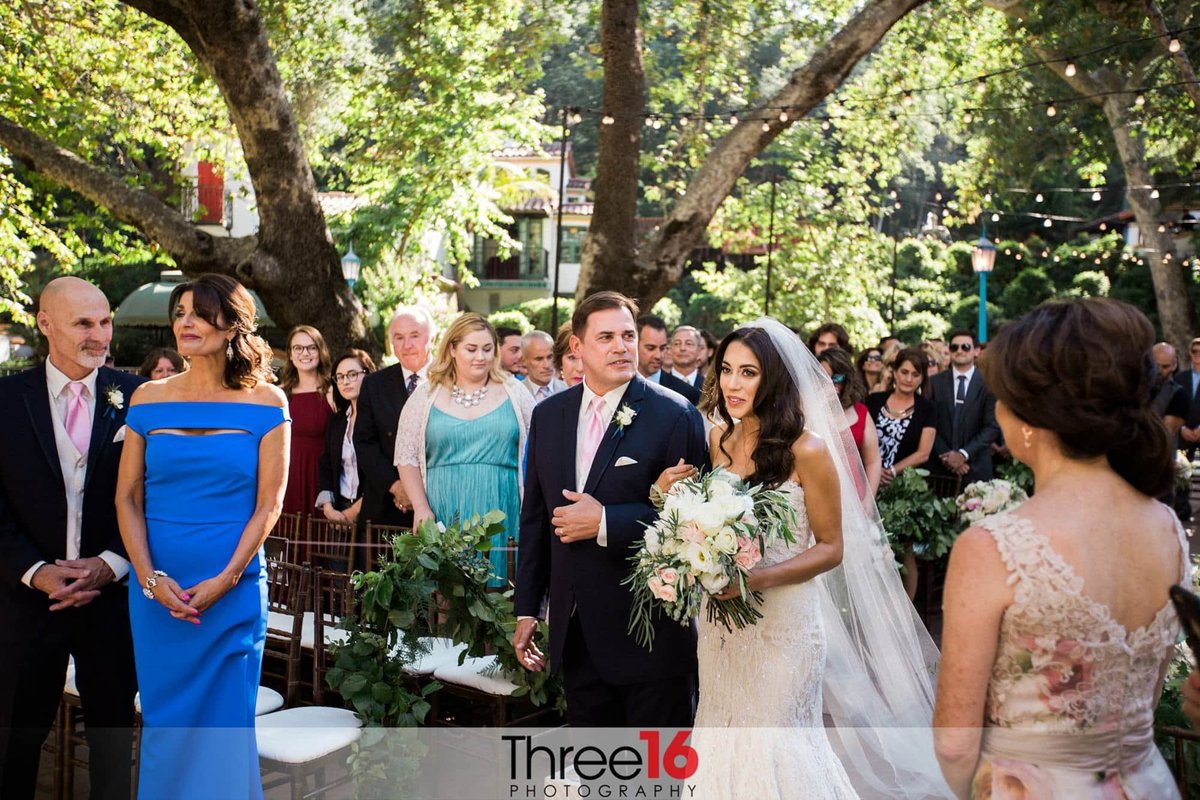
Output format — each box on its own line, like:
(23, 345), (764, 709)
(790, 429), (829, 465)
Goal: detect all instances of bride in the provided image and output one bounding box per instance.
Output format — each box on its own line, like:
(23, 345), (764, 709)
(688, 319), (951, 799)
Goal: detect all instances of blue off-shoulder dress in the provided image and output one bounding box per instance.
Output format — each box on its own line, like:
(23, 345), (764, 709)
(125, 401), (289, 800)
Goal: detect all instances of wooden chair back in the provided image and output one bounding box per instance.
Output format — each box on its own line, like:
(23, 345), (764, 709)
(263, 560), (310, 706)
(307, 517), (356, 576)
(312, 568), (356, 706)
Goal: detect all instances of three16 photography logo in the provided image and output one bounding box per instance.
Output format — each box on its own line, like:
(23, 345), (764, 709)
(503, 730), (699, 798)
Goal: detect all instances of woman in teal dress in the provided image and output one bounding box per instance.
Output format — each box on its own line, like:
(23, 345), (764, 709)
(116, 274), (287, 799)
(396, 313), (534, 587)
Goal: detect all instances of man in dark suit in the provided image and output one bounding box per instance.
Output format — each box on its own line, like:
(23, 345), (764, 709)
(1175, 337), (1200, 460)
(668, 325), (706, 391)
(514, 293), (708, 727)
(0, 277), (142, 800)
(928, 329), (1000, 488)
(636, 315), (701, 405)
(353, 307), (434, 527)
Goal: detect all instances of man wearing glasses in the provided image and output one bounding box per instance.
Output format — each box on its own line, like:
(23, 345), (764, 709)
(928, 329), (1000, 487)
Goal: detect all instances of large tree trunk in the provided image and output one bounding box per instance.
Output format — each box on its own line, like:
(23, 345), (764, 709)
(577, 0), (930, 308)
(0, 0), (375, 357)
(1102, 94), (1196, 350)
(577, 0), (645, 305)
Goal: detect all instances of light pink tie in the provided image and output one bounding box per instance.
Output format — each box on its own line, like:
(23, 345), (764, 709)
(65, 382), (91, 456)
(581, 396), (607, 471)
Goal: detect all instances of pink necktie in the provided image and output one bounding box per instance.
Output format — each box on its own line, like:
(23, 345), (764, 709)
(581, 396), (607, 470)
(65, 382), (91, 456)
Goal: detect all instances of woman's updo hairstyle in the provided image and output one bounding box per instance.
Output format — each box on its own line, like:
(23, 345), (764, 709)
(978, 297), (1171, 497)
(168, 273), (275, 390)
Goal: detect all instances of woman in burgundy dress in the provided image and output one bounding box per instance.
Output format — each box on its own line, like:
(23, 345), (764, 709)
(279, 326), (334, 525)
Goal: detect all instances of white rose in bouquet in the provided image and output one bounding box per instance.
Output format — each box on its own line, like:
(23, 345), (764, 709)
(699, 571), (731, 593)
(711, 528), (739, 556)
(644, 528), (662, 555)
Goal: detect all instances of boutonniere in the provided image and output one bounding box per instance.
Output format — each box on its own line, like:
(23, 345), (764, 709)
(611, 404), (637, 439)
(103, 385), (125, 419)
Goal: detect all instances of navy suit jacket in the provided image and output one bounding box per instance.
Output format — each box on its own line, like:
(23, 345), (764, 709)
(0, 365), (144, 637)
(657, 371), (701, 405)
(515, 375), (708, 685)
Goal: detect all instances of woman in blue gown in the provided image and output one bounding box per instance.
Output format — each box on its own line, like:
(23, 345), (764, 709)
(116, 274), (288, 799)
(395, 314), (534, 587)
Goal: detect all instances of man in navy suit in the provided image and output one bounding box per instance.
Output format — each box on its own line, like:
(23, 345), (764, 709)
(513, 292), (708, 727)
(637, 315), (701, 405)
(0, 277), (142, 799)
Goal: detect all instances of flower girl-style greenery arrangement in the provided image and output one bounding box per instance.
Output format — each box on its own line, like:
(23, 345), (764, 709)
(877, 468), (959, 559)
(625, 467), (798, 650)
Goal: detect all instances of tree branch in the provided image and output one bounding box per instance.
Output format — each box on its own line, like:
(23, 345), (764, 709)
(636, 0), (930, 303)
(1144, 0), (1200, 109)
(0, 113), (255, 269)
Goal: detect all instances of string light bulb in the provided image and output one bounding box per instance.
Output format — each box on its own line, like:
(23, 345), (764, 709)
(902, 92), (914, 107)
(644, 116), (654, 127)
(820, 119), (830, 130)
(1065, 62), (1076, 77)
(1044, 219), (1052, 228)
(984, 193), (992, 204)
(991, 213), (1000, 222)
(1150, 188), (1160, 199)
(729, 113), (739, 126)
(679, 115), (689, 126)
(1046, 103), (1057, 117)
(601, 115), (615, 125)
(1158, 224), (1167, 233)
(963, 110), (973, 123)
(1169, 38), (1181, 53)
(778, 111), (788, 122)
(1091, 190), (1102, 201)
(1099, 223), (1107, 231)
(935, 192), (943, 201)
(761, 121), (770, 132)
(976, 78), (987, 94)
(1036, 193), (1044, 202)
(1135, 93), (1145, 106)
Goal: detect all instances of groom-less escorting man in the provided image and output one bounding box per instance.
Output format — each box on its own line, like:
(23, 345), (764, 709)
(514, 292), (708, 726)
(0, 277), (142, 799)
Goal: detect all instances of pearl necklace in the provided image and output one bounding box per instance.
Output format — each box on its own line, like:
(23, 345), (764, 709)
(451, 383), (488, 407)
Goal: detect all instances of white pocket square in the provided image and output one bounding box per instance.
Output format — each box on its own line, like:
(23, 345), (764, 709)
(112, 425), (127, 443)
(614, 456), (638, 467)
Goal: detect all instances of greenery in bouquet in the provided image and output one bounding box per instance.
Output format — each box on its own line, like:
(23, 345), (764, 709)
(955, 479), (1029, 527)
(626, 467), (798, 650)
(877, 468), (959, 559)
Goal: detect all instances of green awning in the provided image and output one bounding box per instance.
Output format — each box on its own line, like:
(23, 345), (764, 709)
(113, 270), (275, 328)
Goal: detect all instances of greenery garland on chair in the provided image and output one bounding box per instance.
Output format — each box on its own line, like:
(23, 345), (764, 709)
(325, 511), (564, 793)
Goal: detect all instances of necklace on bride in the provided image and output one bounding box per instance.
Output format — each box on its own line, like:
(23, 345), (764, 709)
(451, 381), (488, 407)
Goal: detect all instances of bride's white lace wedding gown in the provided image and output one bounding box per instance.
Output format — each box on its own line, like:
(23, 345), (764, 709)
(693, 480), (859, 799)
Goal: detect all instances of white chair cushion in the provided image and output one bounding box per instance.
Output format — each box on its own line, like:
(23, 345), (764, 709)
(256, 706), (362, 764)
(432, 655), (518, 696)
(267, 610), (347, 650)
(401, 637), (468, 677)
(134, 685), (285, 716)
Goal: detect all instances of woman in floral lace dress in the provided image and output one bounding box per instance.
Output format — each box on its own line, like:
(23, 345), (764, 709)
(934, 298), (1188, 799)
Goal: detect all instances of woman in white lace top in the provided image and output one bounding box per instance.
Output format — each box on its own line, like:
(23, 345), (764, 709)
(934, 298), (1187, 799)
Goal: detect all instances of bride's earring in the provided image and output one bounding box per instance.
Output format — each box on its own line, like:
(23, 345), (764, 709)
(226, 339), (234, 359)
(1021, 426), (1033, 449)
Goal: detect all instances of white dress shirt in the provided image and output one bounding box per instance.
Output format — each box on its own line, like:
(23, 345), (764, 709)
(21, 360), (129, 587)
(576, 379), (629, 548)
(670, 367), (700, 387)
(950, 365), (976, 461)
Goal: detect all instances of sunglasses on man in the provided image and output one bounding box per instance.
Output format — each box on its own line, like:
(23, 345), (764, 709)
(949, 343), (975, 353)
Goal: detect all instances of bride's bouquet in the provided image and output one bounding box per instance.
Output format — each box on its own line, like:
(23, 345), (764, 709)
(624, 467), (798, 650)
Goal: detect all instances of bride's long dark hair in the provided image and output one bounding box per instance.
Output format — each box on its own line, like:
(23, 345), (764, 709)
(714, 326), (806, 489)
